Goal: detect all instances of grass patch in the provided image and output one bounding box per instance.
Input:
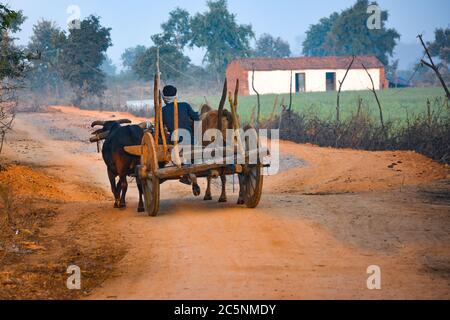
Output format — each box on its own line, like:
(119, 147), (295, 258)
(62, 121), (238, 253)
(187, 87), (448, 126)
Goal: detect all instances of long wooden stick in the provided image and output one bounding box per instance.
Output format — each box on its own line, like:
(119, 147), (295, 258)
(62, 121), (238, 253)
(233, 78), (239, 112)
(251, 68), (261, 128)
(172, 98), (181, 167)
(153, 74), (160, 146)
(173, 98), (179, 142)
(228, 91), (234, 113)
(231, 79), (245, 157)
(159, 92), (168, 160)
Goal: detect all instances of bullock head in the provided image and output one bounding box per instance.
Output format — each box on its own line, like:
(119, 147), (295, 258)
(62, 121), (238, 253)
(200, 104), (213, 115)
(91, 119), (132, 136)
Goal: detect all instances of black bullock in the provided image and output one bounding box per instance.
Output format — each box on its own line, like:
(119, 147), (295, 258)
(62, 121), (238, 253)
(91, 120), (147, 212)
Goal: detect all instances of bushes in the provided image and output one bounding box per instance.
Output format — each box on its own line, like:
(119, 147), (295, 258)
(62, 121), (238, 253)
(0, 93), (16, 154)
(262, 97), (450, 164)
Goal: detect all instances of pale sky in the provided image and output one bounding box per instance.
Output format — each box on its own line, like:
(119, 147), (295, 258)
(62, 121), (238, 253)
(6, 0), (450, 69)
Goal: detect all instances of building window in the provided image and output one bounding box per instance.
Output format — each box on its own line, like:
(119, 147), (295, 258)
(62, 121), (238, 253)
(295, 73), (306, 93)
(326, 72), (336, 91)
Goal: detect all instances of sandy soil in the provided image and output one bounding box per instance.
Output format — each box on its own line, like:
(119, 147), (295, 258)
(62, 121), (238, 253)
(1, 106), (449, 300)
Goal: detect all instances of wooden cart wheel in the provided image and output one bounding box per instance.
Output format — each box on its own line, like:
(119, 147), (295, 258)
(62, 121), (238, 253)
(240, 125), (263, 208)
(241, 164), (263, 208)
(141, 132), (160, 216)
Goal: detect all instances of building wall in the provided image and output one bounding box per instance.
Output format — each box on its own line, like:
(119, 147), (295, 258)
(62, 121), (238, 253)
(245, 68), (383, 95)
(226, 61), (249, 96)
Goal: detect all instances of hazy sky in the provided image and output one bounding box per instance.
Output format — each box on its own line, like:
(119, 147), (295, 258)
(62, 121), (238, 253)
(6, 0), (450, 69)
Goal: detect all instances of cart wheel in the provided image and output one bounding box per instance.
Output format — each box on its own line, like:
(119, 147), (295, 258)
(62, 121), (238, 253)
(241, 164), (263, 208)
(141, 132), (160, 216)
(240, 125), (263, 208)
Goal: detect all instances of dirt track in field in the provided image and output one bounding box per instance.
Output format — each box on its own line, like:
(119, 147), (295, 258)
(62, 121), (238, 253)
(1, 106), (450, 299)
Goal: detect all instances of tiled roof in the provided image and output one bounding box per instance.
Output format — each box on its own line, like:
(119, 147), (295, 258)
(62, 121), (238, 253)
(231, 55), (383, 71)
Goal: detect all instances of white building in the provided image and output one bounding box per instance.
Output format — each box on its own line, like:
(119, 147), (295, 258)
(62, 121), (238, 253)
(226, 56), (386, 96)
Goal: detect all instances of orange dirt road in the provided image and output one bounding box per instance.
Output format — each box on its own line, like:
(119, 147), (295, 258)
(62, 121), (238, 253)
(2, 106), (450, 300)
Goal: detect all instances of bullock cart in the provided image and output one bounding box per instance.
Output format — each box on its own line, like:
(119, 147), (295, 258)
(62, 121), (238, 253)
(123, 77), (266, 216)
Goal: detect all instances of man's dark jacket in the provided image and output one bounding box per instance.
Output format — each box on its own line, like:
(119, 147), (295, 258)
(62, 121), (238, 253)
(162, 102), (200, 143)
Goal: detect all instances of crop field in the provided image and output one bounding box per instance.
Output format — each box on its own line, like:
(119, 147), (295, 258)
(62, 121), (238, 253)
(188, 87), (448, 125)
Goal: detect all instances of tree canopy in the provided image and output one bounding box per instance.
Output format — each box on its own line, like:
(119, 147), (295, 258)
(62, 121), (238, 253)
(253, 34), (291, 58)
(189, 0), (254, 77)
(302, 0), (400, 65)
(428, 28), (450, 64)
(0, 4), (27, 80)
(132, 44), (191, 81)
(101, 56), (117, 76)
(26, 20), (66, 92)
(59, 15), (112, 105)
(121, 45), (146, 70)
(302, 13), (339, 57)
(129, 7), (193, 81)
(151, 8), (191, 51)
(123, 1), (254, 81)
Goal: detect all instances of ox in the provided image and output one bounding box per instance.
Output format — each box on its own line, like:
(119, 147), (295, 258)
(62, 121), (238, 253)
(200, 104), (245, 204)
(91, 119), (146, 212)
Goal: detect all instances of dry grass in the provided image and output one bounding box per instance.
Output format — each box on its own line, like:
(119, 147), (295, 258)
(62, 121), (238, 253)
(0, 181), (14, 263)
(262, 97), (450, 164)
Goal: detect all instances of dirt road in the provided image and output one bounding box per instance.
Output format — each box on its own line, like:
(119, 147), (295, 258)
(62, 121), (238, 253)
(2, 107), (449, 299)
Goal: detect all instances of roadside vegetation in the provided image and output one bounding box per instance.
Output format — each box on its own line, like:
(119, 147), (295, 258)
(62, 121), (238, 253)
(187, 87), (450, 164)
(264, 95), (449, 164)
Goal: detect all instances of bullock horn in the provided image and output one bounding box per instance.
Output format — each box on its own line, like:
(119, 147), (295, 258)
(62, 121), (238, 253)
(137, 121), (154, 130)
(217, 78), (227, 131)
(117, 119), (132, 124)
(91, 120), (106, 127)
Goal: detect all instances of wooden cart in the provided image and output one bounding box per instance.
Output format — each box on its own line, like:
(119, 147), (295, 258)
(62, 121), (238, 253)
(124, 76), (265, 216)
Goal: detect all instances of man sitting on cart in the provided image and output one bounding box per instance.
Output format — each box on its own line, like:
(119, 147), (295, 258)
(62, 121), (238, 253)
(162, 85), (201, 190)
(162, 85), (200, 144)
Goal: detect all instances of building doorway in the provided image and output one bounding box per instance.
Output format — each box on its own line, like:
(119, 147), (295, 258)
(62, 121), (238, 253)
(326, 72), (336, 91)
(295, 73), (306, 93)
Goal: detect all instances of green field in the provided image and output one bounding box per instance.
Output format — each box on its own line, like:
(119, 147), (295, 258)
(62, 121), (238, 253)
(187, 87), (449, 126)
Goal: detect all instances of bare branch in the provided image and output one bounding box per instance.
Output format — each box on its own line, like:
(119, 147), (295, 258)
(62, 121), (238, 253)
(362, 63), (385, 133)
(336, 55), (355, 123)
(417, 34), (450, 99)
(288, 70), (293, 113)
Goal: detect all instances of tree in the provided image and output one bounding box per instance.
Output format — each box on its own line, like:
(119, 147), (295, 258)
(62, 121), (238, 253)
(428, 28), (450, 64)
(302, 13), (339, 56)
(151, 8), (191, 51)
(0, 4), (27, 152)
(26, 20), (66, 94)
(385, 59), (399, 87)
(132, 7), (193, 82)
(190, 0), (254, 78)
(59, 15), (111, 105)
(302, 0), (399, 65)
(101, 56), (117, 76)
(0, 4), (27, 80)
(132, 44), (190, 81)
(254, 33), (291, 58)
(121, 45), (146, 70)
